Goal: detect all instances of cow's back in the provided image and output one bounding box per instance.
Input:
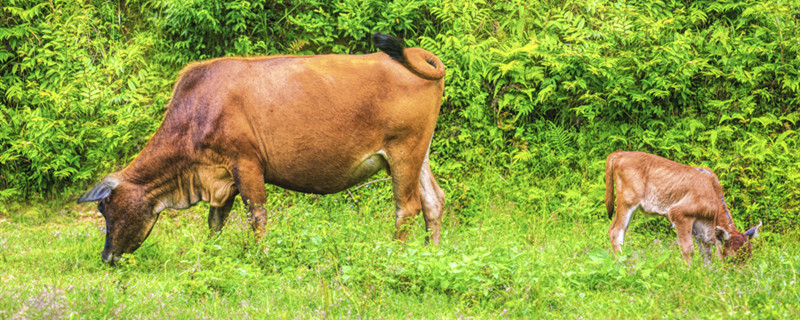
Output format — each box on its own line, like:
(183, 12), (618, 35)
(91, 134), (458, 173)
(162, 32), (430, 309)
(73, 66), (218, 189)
(164, 54), (443, 194)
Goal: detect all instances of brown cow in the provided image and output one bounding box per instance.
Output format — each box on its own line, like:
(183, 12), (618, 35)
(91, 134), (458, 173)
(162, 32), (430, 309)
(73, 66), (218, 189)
(78, 33), (446, 265)
(605, 151), (761, 265)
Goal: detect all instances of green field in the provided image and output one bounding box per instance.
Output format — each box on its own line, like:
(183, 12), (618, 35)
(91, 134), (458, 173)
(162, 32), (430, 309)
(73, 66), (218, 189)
(2, 169), (798, 318)
(2, 0), (799, 318)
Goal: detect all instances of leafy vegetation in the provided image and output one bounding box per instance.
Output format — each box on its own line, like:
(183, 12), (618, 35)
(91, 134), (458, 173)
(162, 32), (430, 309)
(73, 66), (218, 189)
(1, 0), (798, 317)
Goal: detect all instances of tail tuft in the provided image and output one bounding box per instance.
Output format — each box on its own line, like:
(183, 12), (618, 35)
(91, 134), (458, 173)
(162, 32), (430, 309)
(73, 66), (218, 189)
(372, 32), (445, 80)
(372, 33), (406, 64)
(605, 154), (616, 220)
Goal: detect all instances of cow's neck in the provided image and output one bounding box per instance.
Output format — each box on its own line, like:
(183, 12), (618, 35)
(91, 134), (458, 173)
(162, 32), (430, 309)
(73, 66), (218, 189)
(150, 168), (209, 213)
(695, 167), (739, 233)
(145, 165), (235, 213)
(716, 195), (738, 233)
(122, 153), (235, 214)
(120, 131), (197, 213)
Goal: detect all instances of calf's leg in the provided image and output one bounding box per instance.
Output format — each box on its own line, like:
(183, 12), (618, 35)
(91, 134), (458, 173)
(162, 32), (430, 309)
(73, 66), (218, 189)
(671, 214), (696, 266)
(609, 202), (636, 257)
(693, 221), (715, 265)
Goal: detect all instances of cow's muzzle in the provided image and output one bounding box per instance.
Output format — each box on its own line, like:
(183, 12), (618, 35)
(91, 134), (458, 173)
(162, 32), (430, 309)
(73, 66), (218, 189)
(101, 248), (121, 266)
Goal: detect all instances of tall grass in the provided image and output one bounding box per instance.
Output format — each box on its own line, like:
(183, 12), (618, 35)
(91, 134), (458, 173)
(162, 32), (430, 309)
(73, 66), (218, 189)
(1, 169), (797, 318)
(1, 0), (798, 317)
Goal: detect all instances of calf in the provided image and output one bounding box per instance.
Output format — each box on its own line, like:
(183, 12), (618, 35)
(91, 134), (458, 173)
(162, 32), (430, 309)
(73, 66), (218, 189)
(78, 33), (446, 265)
(605, 151), (761, 265)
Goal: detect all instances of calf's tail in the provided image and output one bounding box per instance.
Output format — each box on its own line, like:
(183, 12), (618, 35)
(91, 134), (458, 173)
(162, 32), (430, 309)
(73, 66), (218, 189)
(372, 33), (445, 81)
(605, 154), (616, 220)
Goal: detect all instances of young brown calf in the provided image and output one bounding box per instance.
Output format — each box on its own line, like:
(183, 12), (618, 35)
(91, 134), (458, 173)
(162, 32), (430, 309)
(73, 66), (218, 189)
(605, 151), (761, 265)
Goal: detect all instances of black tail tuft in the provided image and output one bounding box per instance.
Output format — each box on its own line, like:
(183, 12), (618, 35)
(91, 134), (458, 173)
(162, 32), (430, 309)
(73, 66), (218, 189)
(372, 32), (406, 63)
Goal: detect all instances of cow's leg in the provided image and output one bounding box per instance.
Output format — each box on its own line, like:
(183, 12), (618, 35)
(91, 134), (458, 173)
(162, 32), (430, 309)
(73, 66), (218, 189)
(609, 202), (636, 257)
(693, 221), (715, 265)
(671, 215), (696, 266)
(418, 154), (445, 245)
(392, 176), (423, 243)
(386, 152), (425, 243)
(697, 239), (714, 265)
(231, 162), (269, 239)
(208, 196), (236, 237)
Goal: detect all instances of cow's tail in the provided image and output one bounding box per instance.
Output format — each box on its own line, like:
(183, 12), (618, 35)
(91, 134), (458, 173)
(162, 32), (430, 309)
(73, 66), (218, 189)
(372, 33), (445, 81)
(605, 153), (617, 220)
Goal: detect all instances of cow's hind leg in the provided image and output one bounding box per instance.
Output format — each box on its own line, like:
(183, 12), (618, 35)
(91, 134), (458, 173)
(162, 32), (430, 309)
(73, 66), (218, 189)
(385, 150), (426, 243)
(208, 196), (236, 237)
(609, 202), (636, 257)
(418, 154), (445, 245)
(392, 176), (422, 243)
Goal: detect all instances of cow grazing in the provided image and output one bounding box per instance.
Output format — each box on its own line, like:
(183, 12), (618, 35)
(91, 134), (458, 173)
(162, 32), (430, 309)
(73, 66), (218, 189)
(605, 151), (762, 265)
(78, 33), (446, 265)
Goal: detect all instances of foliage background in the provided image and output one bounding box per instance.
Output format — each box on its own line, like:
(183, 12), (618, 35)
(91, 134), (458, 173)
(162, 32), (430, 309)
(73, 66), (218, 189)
(1, 0), (799, 318)
(3, 0), (797, 228)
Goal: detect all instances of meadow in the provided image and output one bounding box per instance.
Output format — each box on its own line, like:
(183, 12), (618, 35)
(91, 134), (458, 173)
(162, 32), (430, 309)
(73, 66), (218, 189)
(2, 167), (799, 318)
(2, 0), (799, 318)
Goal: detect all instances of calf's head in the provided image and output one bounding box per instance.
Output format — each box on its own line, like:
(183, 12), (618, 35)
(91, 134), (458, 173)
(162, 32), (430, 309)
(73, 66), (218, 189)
(78, 175), (157, 266)
(715, 221), (762, 263)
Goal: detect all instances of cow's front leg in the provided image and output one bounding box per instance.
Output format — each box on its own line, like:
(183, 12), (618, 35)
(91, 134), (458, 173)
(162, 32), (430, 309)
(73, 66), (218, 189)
(697, 239), (714, 265)
(208, 196), (236, 237)
(694, 222), (716, 265)
(231, 162), (269, 240)
(671, 215), (696, 266)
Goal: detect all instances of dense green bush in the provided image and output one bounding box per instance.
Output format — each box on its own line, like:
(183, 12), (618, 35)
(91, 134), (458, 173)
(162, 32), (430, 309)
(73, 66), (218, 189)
(0, 0), (172, 200)
(144, 0), (440, 65)
(1, 0), (797, 229)
(459, 0), (800, 229)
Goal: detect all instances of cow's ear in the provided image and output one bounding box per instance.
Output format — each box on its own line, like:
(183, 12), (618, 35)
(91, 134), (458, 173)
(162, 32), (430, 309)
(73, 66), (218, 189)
(715, 226), (730, 243)
(77, 175), (119, 203)
(744, 221), (762, 239)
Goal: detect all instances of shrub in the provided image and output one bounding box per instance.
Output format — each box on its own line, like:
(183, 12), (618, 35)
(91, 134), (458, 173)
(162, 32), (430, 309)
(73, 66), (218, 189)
(1, 0), (797, 229)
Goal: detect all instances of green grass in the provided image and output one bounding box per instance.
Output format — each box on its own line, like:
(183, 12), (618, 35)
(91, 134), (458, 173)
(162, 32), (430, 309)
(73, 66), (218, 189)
(1, 169), (798, 318)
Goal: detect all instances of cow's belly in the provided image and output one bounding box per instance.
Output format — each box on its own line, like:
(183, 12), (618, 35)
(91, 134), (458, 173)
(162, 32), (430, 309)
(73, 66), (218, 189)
(264, 151), (390, 195)
(639, 201), (671, 217)
(639, 192), (674, 217)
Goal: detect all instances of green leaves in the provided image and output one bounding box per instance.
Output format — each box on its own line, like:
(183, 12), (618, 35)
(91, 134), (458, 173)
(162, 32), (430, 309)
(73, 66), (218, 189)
(0, 0), (170, 200)
(0, 0), (797, 229)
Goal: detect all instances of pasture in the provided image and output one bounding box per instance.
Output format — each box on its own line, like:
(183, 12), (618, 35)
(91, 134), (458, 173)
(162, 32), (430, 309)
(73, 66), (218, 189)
(2, 168), (798, 318)
(2, 0), (799, 318)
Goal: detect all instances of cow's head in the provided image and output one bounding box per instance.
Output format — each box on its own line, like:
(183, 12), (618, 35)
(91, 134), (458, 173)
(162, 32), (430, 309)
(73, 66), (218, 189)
(715, 221), (762, 263)
(78, 175), (156, 266)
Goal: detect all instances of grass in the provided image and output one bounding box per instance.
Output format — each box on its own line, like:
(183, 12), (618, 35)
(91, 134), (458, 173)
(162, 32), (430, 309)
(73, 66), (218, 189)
(1, 168), (798, 318)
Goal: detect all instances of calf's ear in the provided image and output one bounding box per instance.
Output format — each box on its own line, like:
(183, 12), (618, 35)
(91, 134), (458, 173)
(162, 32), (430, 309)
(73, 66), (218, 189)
(77, 175), (119, 203)
(715, 226), (730, 243)
(744, 221), (762, 239)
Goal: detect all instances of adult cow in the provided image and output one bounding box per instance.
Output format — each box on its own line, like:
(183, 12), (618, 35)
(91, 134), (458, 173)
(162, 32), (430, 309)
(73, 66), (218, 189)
(605, 151), (762, 265)
(78, 33), (446, 265)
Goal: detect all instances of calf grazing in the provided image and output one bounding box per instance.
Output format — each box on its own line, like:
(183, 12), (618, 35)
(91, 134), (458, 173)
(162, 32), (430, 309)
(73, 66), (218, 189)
(78, 33), (446, 265)
(605, 151), (761, 265)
